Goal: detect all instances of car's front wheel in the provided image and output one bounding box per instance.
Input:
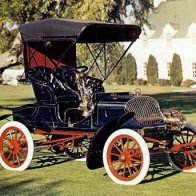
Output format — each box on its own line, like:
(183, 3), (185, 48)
(103, 129), (150, 185)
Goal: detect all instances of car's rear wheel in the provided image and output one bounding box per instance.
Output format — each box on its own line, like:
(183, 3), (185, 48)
(64, 139), (90, 159)
(0, 121), (34, 171)
(103, 129), (150, 185)
(167, 124), (196, 172)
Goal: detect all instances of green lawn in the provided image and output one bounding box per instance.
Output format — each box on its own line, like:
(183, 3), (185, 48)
(0, 84), (196, 195)
(0, 153), (196, 196)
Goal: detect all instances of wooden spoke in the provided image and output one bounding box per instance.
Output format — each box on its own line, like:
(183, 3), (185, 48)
(175, 138), (182, 144)
(17, 150), (26, 160)
(116, 162), (124, 172)
(128, 141), (137, 152)
(7, 152), (13, 161)
(17, 133), (25, 142)
(181, 134), (186, 144)
(126, 138), (130, 150)
(113, 144), (123, 154)
(123, 163), (127, 177)
(131, 164), (139, 172)
(111, 152), (121, 157)
(127, 163), (132, 176)
(131, 158), (142, 163)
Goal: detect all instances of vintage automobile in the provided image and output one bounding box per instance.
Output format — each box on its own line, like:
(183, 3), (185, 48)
(0, 19), (195, 185)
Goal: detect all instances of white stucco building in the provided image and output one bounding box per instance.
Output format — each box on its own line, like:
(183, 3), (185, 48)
(129, 0), (196, 81)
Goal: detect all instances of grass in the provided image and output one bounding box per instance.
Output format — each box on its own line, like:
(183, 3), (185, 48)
(0, 153), (196, 196)
(0, 85), (35, 126)
(0, 84), (196, 195)
(104, 84), (191, 95)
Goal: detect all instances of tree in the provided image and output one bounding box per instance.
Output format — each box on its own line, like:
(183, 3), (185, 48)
(108, 0), (153, 25)
(0, 0), (153, 71)
(126, 53), (137, 84)
(146, 54), (158, 85)
(64, 0), (115, 21)
(170, 53), (183, 86)
(63, 0), (153, 24)
(105, 44), (127, 84)
(0, 0), (68, 52)
(0, 0), (69, 70)
(108, 52), (137, 85)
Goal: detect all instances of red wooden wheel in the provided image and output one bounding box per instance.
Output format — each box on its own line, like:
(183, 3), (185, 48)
(65, 139), (90, 159)
(49, 135), (90, 159)
(0, 121), (34, 171)
(167, 124), (196, 172)
(103, 129), (150, 185)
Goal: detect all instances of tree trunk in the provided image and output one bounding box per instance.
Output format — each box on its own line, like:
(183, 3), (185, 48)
(0, 33), (22, 75)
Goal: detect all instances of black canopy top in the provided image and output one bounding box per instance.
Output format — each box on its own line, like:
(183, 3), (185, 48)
(19, 18), (141, 43)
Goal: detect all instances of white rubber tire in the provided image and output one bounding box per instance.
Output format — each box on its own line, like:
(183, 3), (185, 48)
(0, 121), (34, 171)
(167, 125), (196, 173)
(167, 154), (196, 173)
(103, 129), (150, 185)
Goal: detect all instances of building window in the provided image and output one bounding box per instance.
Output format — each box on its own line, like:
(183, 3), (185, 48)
(193, 62), (196, 78)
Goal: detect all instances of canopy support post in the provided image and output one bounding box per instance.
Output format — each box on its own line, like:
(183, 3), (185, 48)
(104, 41), (134, 81)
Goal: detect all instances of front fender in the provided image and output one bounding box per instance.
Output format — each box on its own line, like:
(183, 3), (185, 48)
(0, 114), (12, 121)
(86, 112), (141, 169)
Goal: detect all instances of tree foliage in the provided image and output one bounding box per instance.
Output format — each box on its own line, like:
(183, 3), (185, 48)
(0, 0), (153, 52)
(0, 0), (68, 52)
(126, 53), (137, 84)
(0, 0), (153, 24)
(146, 54), (158, 85)
(63, 0), (153, 24)
(90, 43), (126, 83)
(109, 52), (137, 85)
(170, 53), (183, 86)
(0, 0), (153, 79)
(0, 0), (68, 24)
(64, 0), (115, 21)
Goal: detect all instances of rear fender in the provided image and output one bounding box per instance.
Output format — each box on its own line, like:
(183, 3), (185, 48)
(87, 112), (141, 169)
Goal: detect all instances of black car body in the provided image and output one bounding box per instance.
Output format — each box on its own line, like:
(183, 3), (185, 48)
(0, 19), (195, 185)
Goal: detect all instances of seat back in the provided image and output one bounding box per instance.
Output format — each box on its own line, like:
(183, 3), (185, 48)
(28, 67), (55, 103)
(28, 67), (80, 104)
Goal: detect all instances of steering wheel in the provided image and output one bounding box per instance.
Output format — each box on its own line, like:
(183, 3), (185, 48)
(75, 66), (88, 73)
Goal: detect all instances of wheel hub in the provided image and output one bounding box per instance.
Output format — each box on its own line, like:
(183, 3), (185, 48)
(10, 140), (20, 153)
(119, 151), (131, 163)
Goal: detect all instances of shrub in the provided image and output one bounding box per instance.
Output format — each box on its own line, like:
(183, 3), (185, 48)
(170, 53), (183, 86)
(126, 53), (137, 85)
(158, 79), (170, 86)
(182, 79), (195, 87)
(146, 55), (158, 85)
(134, 78), (147, 86)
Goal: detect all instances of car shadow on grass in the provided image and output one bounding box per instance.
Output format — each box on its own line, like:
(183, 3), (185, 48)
(29, 151), (71, 170)
(0, 175), (65, 196)
(29, 151), (180, 184)
(0, 178), (36, 194)
(142, 154), (180, 184)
